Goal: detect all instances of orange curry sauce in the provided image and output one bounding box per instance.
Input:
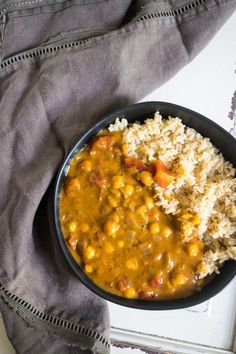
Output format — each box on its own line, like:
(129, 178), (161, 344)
(59, 130), (205, 300)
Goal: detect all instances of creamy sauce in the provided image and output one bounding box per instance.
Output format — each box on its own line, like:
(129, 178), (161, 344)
(60, 130), (205, 300)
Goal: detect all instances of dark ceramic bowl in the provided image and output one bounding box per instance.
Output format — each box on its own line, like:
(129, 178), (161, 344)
(53, 101), (236, 310)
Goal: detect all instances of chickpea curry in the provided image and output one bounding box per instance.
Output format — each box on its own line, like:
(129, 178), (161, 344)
(60, 130), (206, 300)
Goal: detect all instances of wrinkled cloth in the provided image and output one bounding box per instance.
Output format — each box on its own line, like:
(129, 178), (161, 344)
(0, 0), (235, 353)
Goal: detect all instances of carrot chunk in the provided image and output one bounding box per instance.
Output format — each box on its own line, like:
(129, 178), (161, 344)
(124, 157), (145, 171)
(91, 136), (115, 151)
(153, 160), (175, 188)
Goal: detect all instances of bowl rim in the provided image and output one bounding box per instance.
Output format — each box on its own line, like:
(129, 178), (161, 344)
(53, 101), (236, 310)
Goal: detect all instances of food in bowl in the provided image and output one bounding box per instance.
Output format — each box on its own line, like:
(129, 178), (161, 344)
(59, 112), (236, 300)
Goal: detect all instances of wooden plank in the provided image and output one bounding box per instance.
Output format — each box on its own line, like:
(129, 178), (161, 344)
(111, 327), (235, 354)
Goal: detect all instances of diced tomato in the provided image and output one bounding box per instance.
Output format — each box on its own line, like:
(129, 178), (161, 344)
(124, 157), (145, 172)
(90, 135), (116, 152)
(148, 275), (164, 288)
(146, 163), (156, 175)
(138, 289), (155, 299)
(117, 276), (130, 292)
(90, 169), (107, 189)
(152, 160), (175, 188)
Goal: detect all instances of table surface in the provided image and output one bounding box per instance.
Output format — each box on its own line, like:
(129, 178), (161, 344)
(0, 10), (236, 354)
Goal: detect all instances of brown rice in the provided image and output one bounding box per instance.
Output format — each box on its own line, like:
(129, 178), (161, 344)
(108, 112), (236, 278)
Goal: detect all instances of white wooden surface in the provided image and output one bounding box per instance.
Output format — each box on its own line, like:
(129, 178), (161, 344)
(0, 9), (236, 354)
(110, 278), (236, 353)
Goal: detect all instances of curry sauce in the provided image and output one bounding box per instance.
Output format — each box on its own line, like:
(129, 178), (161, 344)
(60, 130), (205, 300)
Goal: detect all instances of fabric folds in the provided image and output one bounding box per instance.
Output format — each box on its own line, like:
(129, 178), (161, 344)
(0, 0), (235, 353)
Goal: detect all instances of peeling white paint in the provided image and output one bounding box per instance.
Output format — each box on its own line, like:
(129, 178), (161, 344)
(111, 347), (147, 354)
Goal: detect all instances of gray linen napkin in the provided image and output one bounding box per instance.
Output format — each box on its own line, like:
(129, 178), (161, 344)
(0, 1), (235, 353)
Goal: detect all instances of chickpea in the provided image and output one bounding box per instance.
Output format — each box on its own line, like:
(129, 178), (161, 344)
(85, 264), (93, 273)
(162, 226), (172, 238)
(123, 184), (134, 198)
(197, 262), (206, 274)
(152, 207), (160, 220)
(163, 193), (172, 202)
(139, 171), (154, 187)
(81, 160), (92, 172)
(144, 196), (154, 209)
(110, 188), (121, 198)
(128, 201), (137, 211)
(136, 205), (147, 216)
(117, 240), (124, 248)
(64, 178), (80, 194)
(192, 216), (201, 225)
(171, 273), (187, 286)
(80, 223), (90, 232)
(108, 195), (119, 208)
(136, 205), (148, 225)
(125, 287), (137, 299)
(104, 219), (119, 236)
(68, 221), (77, 233)
(135, 185), (142, 193)
(187, 242), (199, 257)
(150, 222), (160, 234)
(122, 144), (128, 154)
(104, 241), (114, 253)
(176, 166), (186, 176)
(116, 207), (125, 220)
(127, 166), (137, 175)
(112, 175), (125, 189)
(180, 213), (193, 220)
(182, 221), (194, 237)
(85, 246), (95, 260)
(110, 212), (120, 223)
(126, 257), (138, 270)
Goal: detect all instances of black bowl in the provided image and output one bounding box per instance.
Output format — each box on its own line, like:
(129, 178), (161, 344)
(53, 101), (236, 310)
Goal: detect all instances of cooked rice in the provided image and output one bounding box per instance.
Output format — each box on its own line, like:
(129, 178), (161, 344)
(109, 112), (236, 278)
